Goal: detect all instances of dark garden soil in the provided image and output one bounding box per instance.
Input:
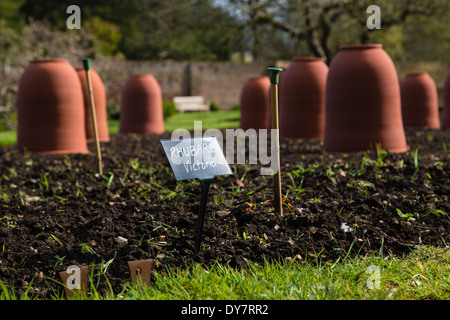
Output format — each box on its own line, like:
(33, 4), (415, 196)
(0, 128), (449, 299)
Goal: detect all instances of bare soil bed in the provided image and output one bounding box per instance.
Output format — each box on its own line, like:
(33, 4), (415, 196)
(0, 128), (449, 299)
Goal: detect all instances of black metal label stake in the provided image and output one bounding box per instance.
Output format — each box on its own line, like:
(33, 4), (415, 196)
(194, 178), (213, 254)
(161, 137), (232, 254)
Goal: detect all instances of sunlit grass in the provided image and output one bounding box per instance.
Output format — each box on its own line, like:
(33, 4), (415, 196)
(116, 246), (450, 300)
(0, 130), (16, 146)
(0, 110), (240, 146)
(4, 246), (447, 300)
(162, 110), (240, 132)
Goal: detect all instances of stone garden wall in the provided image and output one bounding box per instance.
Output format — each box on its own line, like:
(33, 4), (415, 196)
(92, 58), (272, 110)
(66, 58), (450, 109)
(2, 58), (449, 115)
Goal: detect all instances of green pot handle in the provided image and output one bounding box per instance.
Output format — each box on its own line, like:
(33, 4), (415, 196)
(82, 58), (91, 71)
(267, 67), (283, 84)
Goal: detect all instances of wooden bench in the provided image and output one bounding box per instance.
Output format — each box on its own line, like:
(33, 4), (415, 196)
(173, 96), (210, 113)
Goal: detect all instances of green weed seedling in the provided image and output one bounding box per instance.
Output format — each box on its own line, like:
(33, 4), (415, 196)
(40, 173), (49, 192)
(395, 208), (416, 221)
(411, 148), (420, 180)
(54, 255), (66, 268)
(74, 181), (87, 201)
(353, 153), (370, 177)
(79, 242), (99, 257)
(347, 179), (375, 196)
(103, 171), (115, 188)
(48, 234), (63, 246)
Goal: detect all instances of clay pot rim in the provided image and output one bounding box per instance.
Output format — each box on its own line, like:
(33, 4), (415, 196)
(30, 58), (68, 64)
(292, 57), (324, 62)
(339, 44), (382, 50)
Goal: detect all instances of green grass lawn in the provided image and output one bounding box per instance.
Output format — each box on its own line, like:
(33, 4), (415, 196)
(121, 246), (450, 300)
(0, 110), (240, 146)
(163, 110), (240, 132)
(2, 246), (449, 300)
(0, 130), (16, 147)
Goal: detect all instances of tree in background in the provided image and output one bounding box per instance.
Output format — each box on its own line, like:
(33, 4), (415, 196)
(1, 0), (449, 63)
(19, 0), (144, 58)
(225, 0), (450, 64)
(18, 0), (241, 60)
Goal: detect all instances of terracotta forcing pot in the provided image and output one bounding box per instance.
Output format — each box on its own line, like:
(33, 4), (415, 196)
(239, 76), (271, 130)
(16, 59), (88, 154)
(119, 74), (165, 134)
(279, 57), (328, 140)
(400, 72), (440, 129)
(75, 67), (110, 142)
(324, 44), (408, 153)
(442, 70), (450, 129)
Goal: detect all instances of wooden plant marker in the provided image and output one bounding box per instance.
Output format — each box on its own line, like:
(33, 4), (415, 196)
(267, 67), (283, 215)
(161, 137), (232, 254)
(83, 58), (103, 176)
(59, 265), (88, 299)
(128, 259), (153, 286)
